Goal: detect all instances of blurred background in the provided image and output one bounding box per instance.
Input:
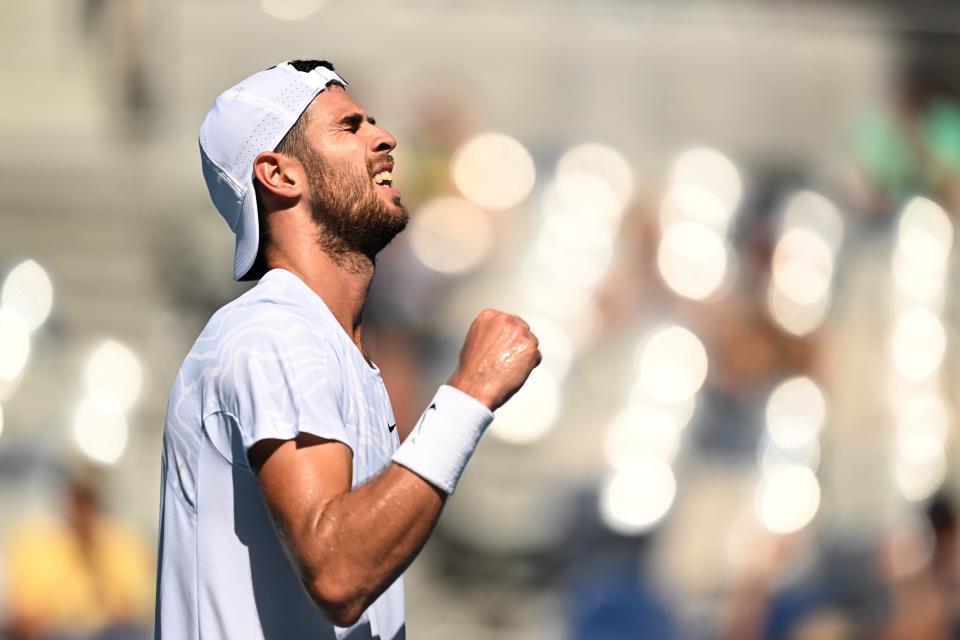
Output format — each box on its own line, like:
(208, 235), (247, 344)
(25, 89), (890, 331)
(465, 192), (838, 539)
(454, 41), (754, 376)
(4, 0), (960, 638)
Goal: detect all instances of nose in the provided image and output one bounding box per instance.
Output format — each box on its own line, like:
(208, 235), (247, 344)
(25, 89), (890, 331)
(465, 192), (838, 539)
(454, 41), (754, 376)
(369, 124), (396, 154)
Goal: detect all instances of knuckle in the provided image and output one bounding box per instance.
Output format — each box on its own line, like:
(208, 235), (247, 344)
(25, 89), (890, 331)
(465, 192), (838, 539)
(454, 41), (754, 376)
(507, 315), (527, 331)
(480, 308), (506, 322)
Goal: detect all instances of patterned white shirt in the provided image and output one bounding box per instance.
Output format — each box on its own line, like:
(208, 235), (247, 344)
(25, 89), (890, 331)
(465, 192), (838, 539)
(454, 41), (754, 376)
(155, 268), (404, 640)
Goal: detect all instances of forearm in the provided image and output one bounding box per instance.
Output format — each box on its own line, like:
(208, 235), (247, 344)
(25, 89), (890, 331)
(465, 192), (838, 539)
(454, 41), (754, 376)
(256, 304), (542, 625)
(296, 463), (444, 624)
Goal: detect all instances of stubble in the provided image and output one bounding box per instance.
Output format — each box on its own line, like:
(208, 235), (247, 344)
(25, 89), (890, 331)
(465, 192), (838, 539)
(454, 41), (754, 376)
(301, 147), (409, 272)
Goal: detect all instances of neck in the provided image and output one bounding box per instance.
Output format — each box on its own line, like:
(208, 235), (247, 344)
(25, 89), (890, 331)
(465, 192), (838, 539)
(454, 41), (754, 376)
(269, 250), (374, 349)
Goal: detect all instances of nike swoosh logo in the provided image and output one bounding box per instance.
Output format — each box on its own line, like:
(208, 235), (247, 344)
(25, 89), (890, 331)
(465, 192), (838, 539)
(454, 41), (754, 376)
(387, 423), (397, 433)
(411, 403), (437, 443)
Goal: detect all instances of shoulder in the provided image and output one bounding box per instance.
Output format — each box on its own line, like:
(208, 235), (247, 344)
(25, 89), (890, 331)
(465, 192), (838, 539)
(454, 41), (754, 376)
(193, 280), (339, 366)
(172, 272), (350, 417)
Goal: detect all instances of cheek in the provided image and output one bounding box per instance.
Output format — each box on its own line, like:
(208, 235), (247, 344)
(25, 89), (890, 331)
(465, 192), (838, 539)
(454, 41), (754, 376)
(316, 136), (367, 166)
(325, 138), (362, 154)
(339, 148), (372, 181)
(323, 153), (368, 185)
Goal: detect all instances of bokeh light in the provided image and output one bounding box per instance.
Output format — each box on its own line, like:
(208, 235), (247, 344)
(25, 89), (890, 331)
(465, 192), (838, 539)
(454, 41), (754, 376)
(890, 308), (946, 382)
(410, 197), (494, 275)
(260, 0), (326, 21)
(452, 133), (536, 211)
(1, 259), (53, 333)
(897, 197), (953, 257)
(659, 184), (733, 234)
(489, 367), (560, 445)
(0, 307), (30, 397)
(599, 461), (677, 535)
(765, 376), (827, 449)
(756, 465), (821, 534)
(604, 404), (684, 468)
(668, 147), (743, 212)
(894, 431), (947, 502)
(542, 172), (623, 229)
(657, 220), (729, 301)
(780, 191), (845, 253)
(72, 397), (129, 465)
(892, 241), (948, 306)
(627, 384), (698, 429)
(891, 197), (953, 305)
(523, 315), (574, 379)
(556, 143), (634, 209)
(84, 340), (143, 412)
(893, 392), (950, 444)
(535, 205), (616, 289)
(895, 427), (945, 468)
(636, 325), (708, 404)
(771, 228), (834, 307)
(520, 256), (594, 319)
(767, 280), (831, 337)
(760, 435), (821, 474)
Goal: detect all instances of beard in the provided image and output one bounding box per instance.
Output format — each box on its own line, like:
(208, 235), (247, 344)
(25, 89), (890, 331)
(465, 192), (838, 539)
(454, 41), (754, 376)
(301, 146), (408, 270)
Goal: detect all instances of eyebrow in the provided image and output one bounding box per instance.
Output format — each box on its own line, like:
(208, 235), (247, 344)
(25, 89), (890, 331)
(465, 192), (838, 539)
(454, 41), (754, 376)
(336, 112), (377, 128)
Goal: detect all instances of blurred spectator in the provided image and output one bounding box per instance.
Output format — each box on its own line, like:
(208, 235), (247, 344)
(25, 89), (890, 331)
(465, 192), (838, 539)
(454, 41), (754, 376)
(928, 495), (960, 605)
(398, 80), (476, 210)
(851, 65), (960, 218)
(879, 495), (960, 640)
(564, 554), (680, 640)
(3, 468), (152, 640)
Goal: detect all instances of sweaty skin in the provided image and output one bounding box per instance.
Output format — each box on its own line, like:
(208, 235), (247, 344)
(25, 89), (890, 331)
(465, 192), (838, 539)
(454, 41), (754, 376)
(247, 86), (540, 627)
(448, 310), (540, 410)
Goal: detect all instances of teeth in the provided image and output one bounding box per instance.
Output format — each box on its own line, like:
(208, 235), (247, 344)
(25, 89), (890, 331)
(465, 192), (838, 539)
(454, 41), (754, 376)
(373, 170), (393, 185)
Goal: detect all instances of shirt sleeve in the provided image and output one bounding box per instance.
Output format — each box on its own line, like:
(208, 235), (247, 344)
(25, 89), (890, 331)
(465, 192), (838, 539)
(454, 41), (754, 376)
(212, 319), (356, 455)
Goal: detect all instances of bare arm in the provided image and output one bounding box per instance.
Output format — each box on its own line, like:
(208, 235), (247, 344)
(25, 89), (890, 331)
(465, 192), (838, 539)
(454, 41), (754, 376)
(249, 438), (442, 626)
(249, 309), (540, 627)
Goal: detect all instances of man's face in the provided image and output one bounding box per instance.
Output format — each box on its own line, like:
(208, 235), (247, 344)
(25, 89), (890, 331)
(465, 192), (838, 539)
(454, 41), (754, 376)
(297, 85), (408, 262)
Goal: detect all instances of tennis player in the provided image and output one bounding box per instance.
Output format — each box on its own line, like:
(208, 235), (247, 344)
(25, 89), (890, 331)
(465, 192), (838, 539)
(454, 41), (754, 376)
(154, 60), (540, 640)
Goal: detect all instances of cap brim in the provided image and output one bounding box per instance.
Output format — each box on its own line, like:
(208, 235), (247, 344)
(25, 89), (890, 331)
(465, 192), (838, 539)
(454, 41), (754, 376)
(233, 183), (260, 281)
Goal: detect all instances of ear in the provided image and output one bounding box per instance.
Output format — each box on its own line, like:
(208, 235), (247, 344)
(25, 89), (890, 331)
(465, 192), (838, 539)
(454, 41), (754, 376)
(252, 151), (305, 202)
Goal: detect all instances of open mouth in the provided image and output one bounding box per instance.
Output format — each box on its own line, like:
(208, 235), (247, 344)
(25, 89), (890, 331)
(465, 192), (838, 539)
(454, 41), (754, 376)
(372, 170), (394, 188)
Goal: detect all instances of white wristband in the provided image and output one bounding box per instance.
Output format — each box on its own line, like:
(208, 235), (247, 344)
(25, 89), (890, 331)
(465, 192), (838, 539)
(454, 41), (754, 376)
(391, 385), (494, 495)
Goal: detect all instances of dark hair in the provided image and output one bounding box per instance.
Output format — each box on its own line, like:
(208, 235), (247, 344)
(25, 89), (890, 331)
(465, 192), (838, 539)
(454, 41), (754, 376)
(245, 60), (340, 280)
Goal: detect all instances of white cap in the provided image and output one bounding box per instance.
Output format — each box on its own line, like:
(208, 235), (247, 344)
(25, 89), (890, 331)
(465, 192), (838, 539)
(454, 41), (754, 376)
(199, 61), (347, 280)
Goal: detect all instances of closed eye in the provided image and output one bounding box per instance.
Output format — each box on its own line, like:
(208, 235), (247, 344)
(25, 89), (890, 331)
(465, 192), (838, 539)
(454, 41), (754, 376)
(337, 112), (377, 133)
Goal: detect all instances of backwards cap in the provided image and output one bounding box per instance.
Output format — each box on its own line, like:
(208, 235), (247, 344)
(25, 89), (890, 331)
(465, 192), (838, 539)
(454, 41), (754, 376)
(199, 61), (347, 280)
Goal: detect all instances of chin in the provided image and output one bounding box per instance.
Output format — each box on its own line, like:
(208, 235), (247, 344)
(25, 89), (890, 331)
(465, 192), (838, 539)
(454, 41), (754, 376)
(386, 195), (408, 218)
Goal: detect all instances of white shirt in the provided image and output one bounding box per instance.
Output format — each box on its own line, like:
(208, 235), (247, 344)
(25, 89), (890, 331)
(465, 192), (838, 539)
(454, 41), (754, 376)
(155, 268), (405, 640)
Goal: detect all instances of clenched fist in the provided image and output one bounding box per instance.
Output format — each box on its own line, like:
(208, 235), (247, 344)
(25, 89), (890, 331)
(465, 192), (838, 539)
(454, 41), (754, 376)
(447, 309), (542, 412)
